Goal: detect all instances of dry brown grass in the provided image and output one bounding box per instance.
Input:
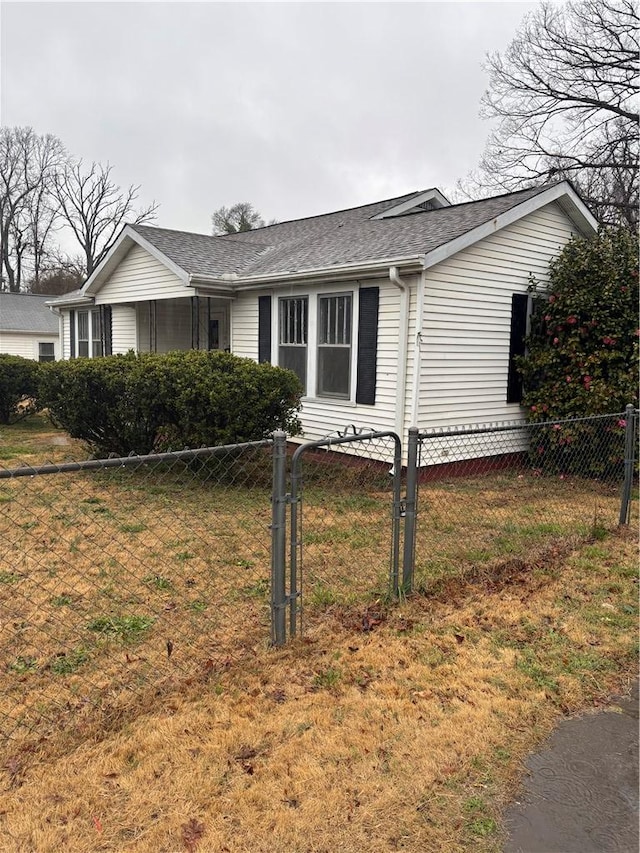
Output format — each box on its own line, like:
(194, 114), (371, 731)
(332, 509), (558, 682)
(0, 530), (636, 852)
(0, 416), (637, 851)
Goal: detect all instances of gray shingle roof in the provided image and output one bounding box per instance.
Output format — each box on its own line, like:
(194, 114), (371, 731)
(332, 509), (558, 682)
(0, 293), (59, 333)
(129, 184), (559, 280)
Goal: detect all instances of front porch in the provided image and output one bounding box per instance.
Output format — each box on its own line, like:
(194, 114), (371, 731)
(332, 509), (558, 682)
(135, 296), (231, 353)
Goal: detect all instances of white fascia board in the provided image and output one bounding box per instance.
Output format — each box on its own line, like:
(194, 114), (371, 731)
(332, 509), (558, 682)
(371, 189), (451, 219)
(82, 225), (190, 296)
(226, 255), (424, 292)
(421, 182), (598, 272)
(45, 295), (94, 309)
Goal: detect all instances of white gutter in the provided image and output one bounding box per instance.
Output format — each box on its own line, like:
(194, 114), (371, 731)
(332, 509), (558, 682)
(190, 254), (424, 290)
(410, 268), (427, 428)
(388, 266), (410, 439)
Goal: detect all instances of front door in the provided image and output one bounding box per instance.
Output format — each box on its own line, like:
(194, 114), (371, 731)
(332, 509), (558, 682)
(208, 309), (230, 351)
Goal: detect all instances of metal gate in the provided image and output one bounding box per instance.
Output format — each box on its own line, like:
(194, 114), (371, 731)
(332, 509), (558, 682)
(270, 428), (406, 645)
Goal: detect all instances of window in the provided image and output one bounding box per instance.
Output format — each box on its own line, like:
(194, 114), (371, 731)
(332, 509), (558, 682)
(507, 293), (529, 403)
(91, 308), (103, 357)
(77, 311), (89, 357)
(75, 309), (103, 358)
(38, 342), (55, 362)
(279, 297), (308, 390)
(317, 293), (352, 398)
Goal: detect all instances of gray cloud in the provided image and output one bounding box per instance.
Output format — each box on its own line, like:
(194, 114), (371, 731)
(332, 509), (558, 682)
(1, 2), (536, 236)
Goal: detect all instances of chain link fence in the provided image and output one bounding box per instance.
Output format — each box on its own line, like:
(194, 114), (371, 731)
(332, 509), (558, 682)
(0, 408), (636, 743)
(282, 430), (402, 639)
(411, 409), (638, 593)
(0, 442), (273, 744)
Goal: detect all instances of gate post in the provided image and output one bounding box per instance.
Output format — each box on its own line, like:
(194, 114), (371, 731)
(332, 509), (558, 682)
(402, 427), (419, 594)
(271, 431), (287, 646)
(619, 404), (636, 526)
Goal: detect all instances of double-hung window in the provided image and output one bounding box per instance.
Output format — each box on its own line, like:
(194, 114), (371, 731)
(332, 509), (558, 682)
(279, 297), (308, 390)
(91, 308), (103, 357)
(317, 293), (352, 398)
(77, 311), (90, 357)
(38, 342), (55, 362)
(76, 309), (103, 358)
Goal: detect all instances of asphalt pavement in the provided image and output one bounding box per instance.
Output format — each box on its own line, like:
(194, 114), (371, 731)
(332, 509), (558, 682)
(503, 680), (639, 853)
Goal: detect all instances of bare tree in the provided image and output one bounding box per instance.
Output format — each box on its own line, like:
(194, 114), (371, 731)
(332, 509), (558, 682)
(55, 160), (158, 277)
(473, 0), (639, 227)
(212, 202), (267, 235)
(0, 127), (65, 291)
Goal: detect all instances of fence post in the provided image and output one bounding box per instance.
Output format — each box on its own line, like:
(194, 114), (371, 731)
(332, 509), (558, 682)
(271, 431), (287, 645)
(619, 404), (636, 526)
(402, 427), (419, 594)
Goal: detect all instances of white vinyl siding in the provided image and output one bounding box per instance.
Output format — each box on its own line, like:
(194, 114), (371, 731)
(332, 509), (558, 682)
(0, 332), (59, 361)
(111, 305), (138, 354)
(61, 312), (71, 359)
(94, 244), (187, 304)
(230, 295), (259, 359)
(417, 202), (577, 432)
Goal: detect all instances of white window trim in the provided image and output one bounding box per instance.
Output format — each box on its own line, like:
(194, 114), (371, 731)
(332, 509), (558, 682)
(75, 308), (102, 358)
(271, 284), (360, 404)
(316, 290), (354, 401)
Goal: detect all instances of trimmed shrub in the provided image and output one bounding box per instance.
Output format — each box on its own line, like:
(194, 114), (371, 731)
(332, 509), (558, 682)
(517, 227), (638, 478)
(39, 350), (302, 456)
(0, 355), (41, 424)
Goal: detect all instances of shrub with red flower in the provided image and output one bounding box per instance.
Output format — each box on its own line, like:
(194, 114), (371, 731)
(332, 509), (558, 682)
(516, 227), (638, 477)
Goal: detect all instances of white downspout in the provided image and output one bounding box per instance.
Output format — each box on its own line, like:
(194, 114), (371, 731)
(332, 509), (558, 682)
(410, 268), (427, 428)
(389, 266), (410, 438)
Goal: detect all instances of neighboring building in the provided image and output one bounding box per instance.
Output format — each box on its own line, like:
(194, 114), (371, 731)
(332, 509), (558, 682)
(49, 181), (597, 444)
(0, 292), (60, 362)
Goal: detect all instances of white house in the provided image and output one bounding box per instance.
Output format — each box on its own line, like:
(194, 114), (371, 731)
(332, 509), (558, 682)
(0, 293), (60, 362)
(49, 181), (598, 444)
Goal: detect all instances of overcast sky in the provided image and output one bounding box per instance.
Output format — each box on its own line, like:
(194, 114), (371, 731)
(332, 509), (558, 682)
(1, 2), (537, 237)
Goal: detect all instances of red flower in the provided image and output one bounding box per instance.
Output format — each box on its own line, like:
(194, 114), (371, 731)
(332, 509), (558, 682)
(549, 295), (557, 304)
(553, 337), (559, 345)
(567, 316), (577, 324)
(531, 405), (537, 412)
(618, 419), (627, 428)
(565, 375), (572, 382)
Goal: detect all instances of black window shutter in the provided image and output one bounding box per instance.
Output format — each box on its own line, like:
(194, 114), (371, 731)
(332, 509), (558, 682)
(258, 295), (272, 363)
(356, 287), (379, 405)
(69, 309), (76, 358)
(507, 293), (528, 403)
(102, 306), (112, 356)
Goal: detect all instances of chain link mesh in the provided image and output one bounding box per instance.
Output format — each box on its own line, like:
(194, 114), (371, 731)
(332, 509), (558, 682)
(415, 412), (637, 590)
(0, 442), (273, 743)
(291, 432), (401, 630)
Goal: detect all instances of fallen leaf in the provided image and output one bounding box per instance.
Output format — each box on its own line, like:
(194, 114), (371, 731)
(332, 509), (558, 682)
(235, 745), (258, 761)
(181, 818), (205, 852)
(92, 816), (103, 834)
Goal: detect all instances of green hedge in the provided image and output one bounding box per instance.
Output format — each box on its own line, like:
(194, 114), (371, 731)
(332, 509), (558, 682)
(0, 354), (41, 424)
(39, 350), (302, 456)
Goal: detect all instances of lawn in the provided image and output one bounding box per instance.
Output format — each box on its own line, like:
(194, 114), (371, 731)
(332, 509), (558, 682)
(0, 415), (636, 852)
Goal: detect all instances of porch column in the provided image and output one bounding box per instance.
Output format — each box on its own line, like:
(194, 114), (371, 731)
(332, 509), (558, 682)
(191, 295), (200, 350)
(149, 301), (157, 352)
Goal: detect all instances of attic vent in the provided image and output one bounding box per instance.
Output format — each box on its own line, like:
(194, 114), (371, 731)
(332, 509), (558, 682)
(417, 200), (438, 211)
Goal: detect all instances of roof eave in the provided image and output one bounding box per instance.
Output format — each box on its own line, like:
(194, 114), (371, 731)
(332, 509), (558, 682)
(422, 181), (598, 272)
(46, 295), (94, 308)
(222, 254), (425, 291)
